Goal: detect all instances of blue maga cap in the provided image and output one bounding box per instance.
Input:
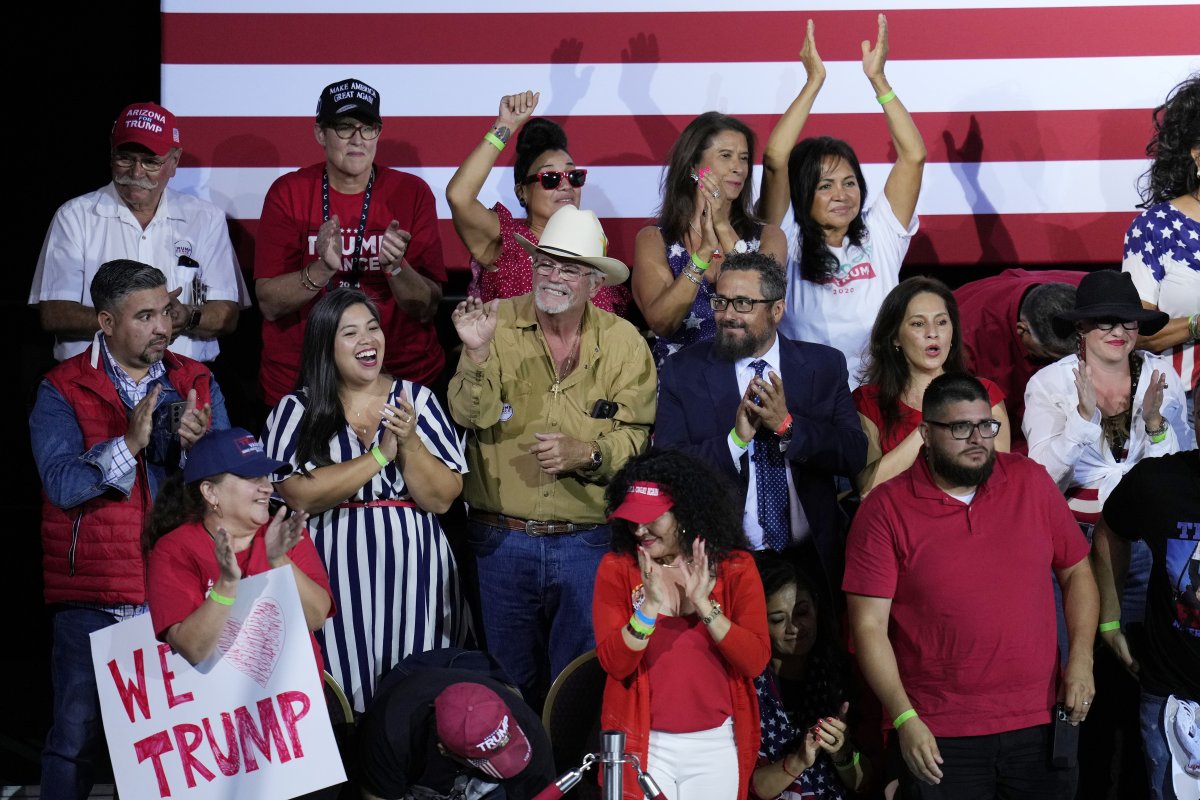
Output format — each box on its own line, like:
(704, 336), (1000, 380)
(183, 428), (290, 483)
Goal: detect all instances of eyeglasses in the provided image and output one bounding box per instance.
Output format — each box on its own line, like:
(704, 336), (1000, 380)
(709, 295), (780, 313)
(925, 419), (1002, 440)
(328, 122), (381, 140)
(534, 260), (594, 282)
(1089, 320), (1139, 332)
(111, 152), (172, 173)
(522, 169), (588, 190)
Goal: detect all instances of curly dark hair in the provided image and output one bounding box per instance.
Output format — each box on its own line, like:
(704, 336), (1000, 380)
(143, 471), (220, 551)
(605, 448), (749, 565)
(862, 276), (966, 438)
(788, 137), (869, 283)
(657, 112), (762, 245)
(514, 118), (570, 208)
(753, 551), (849, 728)
(1139, 73), (1200, 207)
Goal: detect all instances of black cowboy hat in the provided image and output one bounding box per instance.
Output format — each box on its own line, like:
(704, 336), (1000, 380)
(1051, 270), (1169, 337)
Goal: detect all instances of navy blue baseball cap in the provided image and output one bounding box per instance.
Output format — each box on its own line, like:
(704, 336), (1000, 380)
(184, 428), (290, 483)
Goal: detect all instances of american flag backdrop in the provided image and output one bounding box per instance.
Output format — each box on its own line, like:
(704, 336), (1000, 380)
(160, 0), (1200, 274)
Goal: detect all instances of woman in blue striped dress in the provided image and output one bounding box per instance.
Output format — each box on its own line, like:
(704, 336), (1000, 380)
(263, 288), (471, 712)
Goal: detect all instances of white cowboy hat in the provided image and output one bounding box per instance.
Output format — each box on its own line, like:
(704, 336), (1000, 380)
(514, 205), (629, 285)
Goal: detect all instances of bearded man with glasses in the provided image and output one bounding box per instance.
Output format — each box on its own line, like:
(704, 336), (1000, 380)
(656, 250), (866, 605)
(846, 373), (1100, 800)
(255, 78), (447, 408)
(30, 102), (247, 366)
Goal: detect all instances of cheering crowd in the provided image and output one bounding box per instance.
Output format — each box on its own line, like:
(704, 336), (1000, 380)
(26, 15), (1200, 800)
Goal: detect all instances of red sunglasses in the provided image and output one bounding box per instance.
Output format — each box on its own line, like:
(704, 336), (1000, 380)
(521, 168), (588, 190)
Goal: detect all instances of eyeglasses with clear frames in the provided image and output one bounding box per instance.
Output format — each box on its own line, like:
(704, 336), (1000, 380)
(925, 419), (1003, 440)
(708, 295), (780, 313)
(533, 260), (594, 282)
(328, 122), (381, 140)
(111, 152), (172, 173)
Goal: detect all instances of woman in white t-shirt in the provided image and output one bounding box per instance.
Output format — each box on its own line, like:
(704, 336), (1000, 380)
(759, 15), (926, 388)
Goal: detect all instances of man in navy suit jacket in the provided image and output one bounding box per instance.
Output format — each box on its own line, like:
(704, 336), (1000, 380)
(656, 251), (867, 597)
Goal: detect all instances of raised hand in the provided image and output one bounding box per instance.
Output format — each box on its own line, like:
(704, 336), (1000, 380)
(679, 537), (716, 610)
(1074, 362), (1098, 421)
(497, 90), (540, 135)
(697, 168), (730, 228)
(861, 13), (889, 81)
(177, 388), (212, 450)
(125, 383), (162, 455)
(1142, 368), (1167, 432)
(379, 220), (412, 272)
(265, 506), (309, 567)
(751, 371), (790, 434)
(213, 527), (242, 584)
(734, 380), (757, 445)
(315, 215), (343, 274)
(799, 18), (826, 85)
(383, 390), (421, 456)
(636, 545), (667, 611)
(452, 296), (501, 363)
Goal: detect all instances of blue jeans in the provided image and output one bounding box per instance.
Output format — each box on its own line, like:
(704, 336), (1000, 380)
(467, 521), (610, 706)
(42, 606), (121, 799)
(1140, 691), (1173, 800)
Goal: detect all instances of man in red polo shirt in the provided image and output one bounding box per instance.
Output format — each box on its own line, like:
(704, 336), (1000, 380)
(845, 373), (1098, 799)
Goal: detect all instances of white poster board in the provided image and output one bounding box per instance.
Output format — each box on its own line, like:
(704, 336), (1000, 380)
(90, 567), (346, 799)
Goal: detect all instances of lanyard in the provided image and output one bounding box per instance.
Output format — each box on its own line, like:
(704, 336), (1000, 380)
(321, 167), (375, 285)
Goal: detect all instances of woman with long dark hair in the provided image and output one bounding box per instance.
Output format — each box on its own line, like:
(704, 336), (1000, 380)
(446, 89), (630, 315)
(145, 428), (333, 672)
(854, 277), (1009, 495)
(1122, 73), (1200, 423)
(760, 16), (926, 387)
(632, 112), (788, 365)
(261, 288), (470, 712)
(594, 449), (769, 800)
(750, 552), (868, 799)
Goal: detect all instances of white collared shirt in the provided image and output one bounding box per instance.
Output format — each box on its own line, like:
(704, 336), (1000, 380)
(725, 335), (811, 549)
(30, 182), (249, 362)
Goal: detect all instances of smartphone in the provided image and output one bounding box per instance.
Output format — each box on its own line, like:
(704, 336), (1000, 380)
(1049, 704), (1079, 769)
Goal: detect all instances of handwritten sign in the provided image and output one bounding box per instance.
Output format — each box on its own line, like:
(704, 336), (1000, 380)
(90, 567), (345, 799)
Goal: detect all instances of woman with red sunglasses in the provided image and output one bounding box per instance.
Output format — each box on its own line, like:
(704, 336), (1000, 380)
(447, 90), (630, 315)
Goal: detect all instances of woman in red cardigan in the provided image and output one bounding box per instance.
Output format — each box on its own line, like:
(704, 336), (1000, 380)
(593, 449), (771, 800)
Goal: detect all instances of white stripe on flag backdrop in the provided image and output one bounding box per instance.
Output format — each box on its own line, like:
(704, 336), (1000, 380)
(160, 1), (1200, 270)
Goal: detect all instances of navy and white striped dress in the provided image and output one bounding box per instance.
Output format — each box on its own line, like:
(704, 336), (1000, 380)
(263, 379), (472, 712)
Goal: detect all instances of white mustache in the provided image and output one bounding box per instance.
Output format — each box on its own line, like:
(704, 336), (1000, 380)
(114, 174), (158, 191)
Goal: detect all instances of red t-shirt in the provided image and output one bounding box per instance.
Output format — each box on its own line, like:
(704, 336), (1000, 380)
(853, 377), (1005, 454)
(147, 520), (335, 676)
(254, 163), (447, 405)
(843, 452), (1089, 737)
(953, 269), (1087, 453)
(644, 614), (733, 732)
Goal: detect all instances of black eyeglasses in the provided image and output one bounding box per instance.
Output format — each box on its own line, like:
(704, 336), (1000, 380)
(328, 122), (381, 140)
(709, 295), (780, 313)
(522, 169), (588, 190)
(1089, 320), (1139, 332)
(925, 419), (1002, 440)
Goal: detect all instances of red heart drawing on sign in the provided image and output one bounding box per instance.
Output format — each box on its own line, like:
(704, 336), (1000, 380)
(216, 597), (285, 688)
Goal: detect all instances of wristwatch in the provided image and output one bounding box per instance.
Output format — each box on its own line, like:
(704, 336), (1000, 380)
(701, 600), (723, 625)
(184, 307), (203, 332)
(587, 441), (603, 471)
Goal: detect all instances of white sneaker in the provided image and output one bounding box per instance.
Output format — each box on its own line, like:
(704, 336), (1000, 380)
(1174, 698), (1200, 777)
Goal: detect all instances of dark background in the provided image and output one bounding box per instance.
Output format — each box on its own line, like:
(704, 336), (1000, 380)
(6, 6), (1113, 789)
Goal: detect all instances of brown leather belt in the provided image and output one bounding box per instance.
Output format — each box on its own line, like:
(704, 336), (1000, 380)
(470, 511), (602, 537)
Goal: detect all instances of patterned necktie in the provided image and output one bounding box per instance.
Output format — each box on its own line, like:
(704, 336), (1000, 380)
(750, 359), (791, 551)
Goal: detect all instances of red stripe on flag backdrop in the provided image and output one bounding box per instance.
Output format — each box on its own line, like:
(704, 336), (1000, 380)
(177, 109), (1153, 169)
(162, 7), (1196, 64)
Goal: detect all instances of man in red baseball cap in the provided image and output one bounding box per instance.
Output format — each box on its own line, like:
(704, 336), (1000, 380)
(359, 660), (555, 800)
(30, 101), (247, 368)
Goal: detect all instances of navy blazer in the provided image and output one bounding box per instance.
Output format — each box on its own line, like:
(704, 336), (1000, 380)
(655, 334), (867, 592)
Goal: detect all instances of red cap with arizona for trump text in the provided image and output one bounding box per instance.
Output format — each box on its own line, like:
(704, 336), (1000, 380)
(111, 102), (181, 156)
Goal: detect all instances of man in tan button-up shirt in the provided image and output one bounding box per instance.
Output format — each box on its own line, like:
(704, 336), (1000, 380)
(449, 207), (655, 705)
